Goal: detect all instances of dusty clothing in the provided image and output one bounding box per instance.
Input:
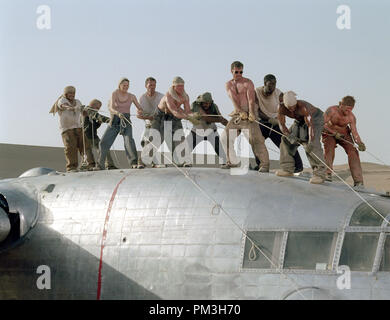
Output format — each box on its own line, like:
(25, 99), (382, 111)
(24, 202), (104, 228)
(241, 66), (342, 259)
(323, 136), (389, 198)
(81, 110), (115, 168)
(279, 109), (326, 178)
(61, 128), (95, 171)
(255, 119), (303, 172)
(221, 115), (269, 168)
(57, 97), (83, 133)
(85, 135), (116, 169)
(83, 109), (110, 140)
(322, 132), (363, 184)
(141, 108), (186, 165)
(190, 101), (220, 132)
(255, 86), (282, 120)
(98, 114), (138, 167)
(185, 129), (226, 161)
(139, 92), (164, 124)
(139, 91), (164, 146)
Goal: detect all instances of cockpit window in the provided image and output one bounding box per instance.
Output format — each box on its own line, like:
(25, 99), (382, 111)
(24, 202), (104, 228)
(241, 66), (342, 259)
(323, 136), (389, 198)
(379, 234), (390, 272)
(349, 201), (389, 227)
(339, 233), (379, 271)
(283, 232), (336, 270)
(242, 231), (283, 269)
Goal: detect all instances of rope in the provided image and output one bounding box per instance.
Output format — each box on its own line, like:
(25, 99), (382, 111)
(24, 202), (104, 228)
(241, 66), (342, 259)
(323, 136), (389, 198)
(251, 118), (390, 226)
(118, 114), (310, 300)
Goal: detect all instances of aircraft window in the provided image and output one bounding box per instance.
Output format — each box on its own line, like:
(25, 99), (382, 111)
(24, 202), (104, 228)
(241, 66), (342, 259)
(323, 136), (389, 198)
(283, 232), (335, 270)
(242, 231), (283, 269)
(379, 234), (390, 272)
(339, 233), (379, 271)
(349, 201), (389, 227)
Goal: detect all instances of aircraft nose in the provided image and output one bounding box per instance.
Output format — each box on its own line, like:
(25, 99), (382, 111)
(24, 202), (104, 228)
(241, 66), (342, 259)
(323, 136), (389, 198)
(0, 207), (11, 243)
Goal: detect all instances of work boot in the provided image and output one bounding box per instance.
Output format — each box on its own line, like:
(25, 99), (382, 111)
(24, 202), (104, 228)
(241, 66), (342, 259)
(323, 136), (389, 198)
(137, 164), (145, 169)
(93, 165), (104, 171)
(220, 162), (239, 169)
(325, 173), (332, 182)
(106, 165), (118, 170)
(275, 170), (293, 177)
(353, 182), (365, 190)
(258, 167), (269, 173)
(310, 176), (324, 184)
(183, 162), (192, 168)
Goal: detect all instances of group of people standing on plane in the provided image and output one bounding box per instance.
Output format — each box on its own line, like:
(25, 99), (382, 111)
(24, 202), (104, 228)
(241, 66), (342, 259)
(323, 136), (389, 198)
(50, 60), (366, 187)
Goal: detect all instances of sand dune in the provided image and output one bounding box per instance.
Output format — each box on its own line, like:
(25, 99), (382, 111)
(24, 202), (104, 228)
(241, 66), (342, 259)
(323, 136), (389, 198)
(1, 143), (389, 193)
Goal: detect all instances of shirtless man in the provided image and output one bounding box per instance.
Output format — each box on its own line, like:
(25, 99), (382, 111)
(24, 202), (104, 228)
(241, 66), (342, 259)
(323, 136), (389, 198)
(141, 76), (195, 167)
(322, 96), (366, 186)
(221, 61), (269, 172)
(276, 91), (326, 184)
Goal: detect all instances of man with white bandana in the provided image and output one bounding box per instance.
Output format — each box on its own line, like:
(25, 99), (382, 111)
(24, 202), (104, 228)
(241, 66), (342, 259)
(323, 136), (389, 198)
(276, 91), (326, 184)
(141, 76), (195, 167)
(137, 77), (164, 167)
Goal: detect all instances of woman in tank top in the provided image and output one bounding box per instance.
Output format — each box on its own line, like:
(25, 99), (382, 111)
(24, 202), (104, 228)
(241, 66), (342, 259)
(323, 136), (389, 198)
(96, 78), (143, 169)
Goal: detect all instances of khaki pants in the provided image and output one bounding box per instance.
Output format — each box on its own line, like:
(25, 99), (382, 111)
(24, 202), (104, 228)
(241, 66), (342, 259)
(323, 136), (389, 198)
(279, 110), (326, 178)
(221, 117), (269, 169)
(61, 128), (95, 171)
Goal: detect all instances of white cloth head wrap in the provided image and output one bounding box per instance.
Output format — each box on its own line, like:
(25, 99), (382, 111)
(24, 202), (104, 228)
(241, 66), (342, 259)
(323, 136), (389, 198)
(283, 91), (297, 107)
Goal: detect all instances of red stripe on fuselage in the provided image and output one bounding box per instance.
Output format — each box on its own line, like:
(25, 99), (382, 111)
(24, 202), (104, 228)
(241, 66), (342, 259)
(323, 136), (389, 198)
(97, 173), (131, 300)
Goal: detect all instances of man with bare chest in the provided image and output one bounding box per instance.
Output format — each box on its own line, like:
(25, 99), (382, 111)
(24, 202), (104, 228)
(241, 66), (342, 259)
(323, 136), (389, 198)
(221, 61), (269, 172)
(141, 76), (194, 167)
(276, 91), (326, 184)
(322, 96), (366, 186)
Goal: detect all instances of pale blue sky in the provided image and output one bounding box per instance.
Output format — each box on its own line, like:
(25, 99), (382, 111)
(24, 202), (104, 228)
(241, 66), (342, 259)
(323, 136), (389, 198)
(1, 0), (389, 165)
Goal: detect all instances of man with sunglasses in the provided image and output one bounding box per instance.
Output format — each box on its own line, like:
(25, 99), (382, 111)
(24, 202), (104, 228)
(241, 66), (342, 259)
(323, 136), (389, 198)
(221, 61), (270, 172)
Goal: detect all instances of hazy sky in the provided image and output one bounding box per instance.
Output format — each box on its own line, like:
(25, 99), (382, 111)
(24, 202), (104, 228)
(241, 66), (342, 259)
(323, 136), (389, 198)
(1, 0), (389, 166)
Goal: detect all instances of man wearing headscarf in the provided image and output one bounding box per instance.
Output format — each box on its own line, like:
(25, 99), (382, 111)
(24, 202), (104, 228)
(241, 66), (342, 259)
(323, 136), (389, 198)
(50, 86), (95, 172)
(141, 76), (196, 167)
(276, 91), (326, 184)
(185, 92), (228, 163)
(253, 74), (303, 173)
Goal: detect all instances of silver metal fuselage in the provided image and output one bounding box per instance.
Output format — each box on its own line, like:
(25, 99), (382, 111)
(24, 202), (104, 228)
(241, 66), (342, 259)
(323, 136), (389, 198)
(0, 168), (389, 300)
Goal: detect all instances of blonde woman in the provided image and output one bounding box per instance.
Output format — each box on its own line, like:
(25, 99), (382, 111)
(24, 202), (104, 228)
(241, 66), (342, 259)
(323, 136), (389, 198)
(96, 78), (143, 169)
